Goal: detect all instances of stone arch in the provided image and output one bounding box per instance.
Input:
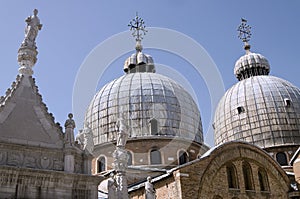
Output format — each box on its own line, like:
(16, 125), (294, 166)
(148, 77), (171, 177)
(242, 161), (254, 190)
(150, 148), (162, 165)
(258, 167), (269, 191)
(196, 142), (289, 198)
(178, 149), (189, 165)
(127, 150), (133, 166)
(226, 163), (238, 189)
(97, 155), (106, 173)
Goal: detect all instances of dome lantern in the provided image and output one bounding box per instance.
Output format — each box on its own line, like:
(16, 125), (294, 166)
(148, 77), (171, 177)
(234, 19), (270, 81)
(124, 13), (155, 74)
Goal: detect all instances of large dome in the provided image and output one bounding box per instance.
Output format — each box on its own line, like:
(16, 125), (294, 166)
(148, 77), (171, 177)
(85, 72), (203, 146)
(214, 49), (300, 148)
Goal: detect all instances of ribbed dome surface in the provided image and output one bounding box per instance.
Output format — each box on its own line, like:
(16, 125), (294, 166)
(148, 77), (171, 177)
(214, 75), (300, 148)
(234, 52), (270, 81)
(85, 73), (203, 145)
(124, 52), (154, 73)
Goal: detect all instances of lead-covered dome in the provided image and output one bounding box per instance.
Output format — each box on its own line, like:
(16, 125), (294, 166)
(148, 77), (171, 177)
(214, 75), (300, 148)
(85, 71), (203, 146)
(214, 39), (300, 149)
(234, 52), (270, 81)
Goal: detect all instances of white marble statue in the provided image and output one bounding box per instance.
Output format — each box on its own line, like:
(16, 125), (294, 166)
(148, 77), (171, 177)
(22, 9), (42, 48)
(115, 118), (129, 147)
(76, 122), (94, 154)
(145, 176), (156, 199)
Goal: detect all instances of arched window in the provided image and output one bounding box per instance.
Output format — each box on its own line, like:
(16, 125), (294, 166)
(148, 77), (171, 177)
(97, 156), (106, 173)
(258, 168), (269, 191)
(127, 151), (133, 166)
(212, 195), (222, 199)
(276, 152), (288, 166)
(149, 118), (158, 135)
(150, 149), (161, 165)
(242, 161), (254, 190)
(178, 150), (188, 165)
(226, 164), (238, 189)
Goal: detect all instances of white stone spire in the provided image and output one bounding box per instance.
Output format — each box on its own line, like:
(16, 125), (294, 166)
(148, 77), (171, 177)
(18, 9), (42, 76)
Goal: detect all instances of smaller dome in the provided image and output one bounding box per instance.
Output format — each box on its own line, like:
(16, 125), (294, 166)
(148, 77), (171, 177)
(124, 40), (155, 74)
(234, 52), (270, 81)
(124, 52), (155, 73)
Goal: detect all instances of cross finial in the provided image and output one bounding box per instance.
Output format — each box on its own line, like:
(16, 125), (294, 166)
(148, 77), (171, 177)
(128, 13), (147, 42)
(237, 18), (252, 43)
(237, 18), (252, 52)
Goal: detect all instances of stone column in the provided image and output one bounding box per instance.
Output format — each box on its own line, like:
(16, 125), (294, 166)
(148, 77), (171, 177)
(64, 148), (75, 173)
(83, 152), (93, 175)
(113, 147), (129, 199)
(112, 118), (129, 199)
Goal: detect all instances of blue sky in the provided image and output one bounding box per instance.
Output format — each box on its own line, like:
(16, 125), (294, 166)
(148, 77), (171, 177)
(0, 1), (299, 146)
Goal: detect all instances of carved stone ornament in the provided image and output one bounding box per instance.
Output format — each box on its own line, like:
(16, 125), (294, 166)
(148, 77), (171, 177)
(18, 47), (38, 75)
(7, 152), (23, 166)
(112, 148), (129, 172)
(40, 156), (52, 169)
(0, 151), (7, 164)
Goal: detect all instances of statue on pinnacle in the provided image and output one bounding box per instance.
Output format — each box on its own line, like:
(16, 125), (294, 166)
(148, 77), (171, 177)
(18, 9), (42, 76)
(22, 9), (42, 49)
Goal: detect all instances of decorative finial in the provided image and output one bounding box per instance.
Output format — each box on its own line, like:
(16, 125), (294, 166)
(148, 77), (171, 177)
(237, 18), (252, 52)
(18, 9), (42, 75)
(128, 13), (147, 51)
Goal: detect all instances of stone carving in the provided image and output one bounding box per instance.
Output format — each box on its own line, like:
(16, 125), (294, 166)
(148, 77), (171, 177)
(108, 172), (117, 199)
(64, 113), (75, 146)
(40, 156), (51, 169)
(145, 176), (156, 199)
(115, 118), (129, 147)
(18, 9), (42, 75)
(24, 156), (36, 168)
(112, 117), (130, 199)
(112, 148), (129, 172)
(53, 159), (64, 171)
(0, 151), (7, 164)
(75, 162), (82, 173)
(76, 122), (94, 154)
(22, 9), (42, 49)
(7, 152), (23, 166)
(65, 113), (76, 128)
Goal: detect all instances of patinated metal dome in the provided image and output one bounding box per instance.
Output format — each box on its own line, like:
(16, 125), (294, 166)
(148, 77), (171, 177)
(85, 71), (203, 146)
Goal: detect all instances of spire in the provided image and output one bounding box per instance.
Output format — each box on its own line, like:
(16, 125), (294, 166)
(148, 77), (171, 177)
(234, 19), (270, 81)
(128, 12), (147, 52)
(124, 13), (155, 74)
(237, 18), (252, 53)
(18, 9), (42, 76)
